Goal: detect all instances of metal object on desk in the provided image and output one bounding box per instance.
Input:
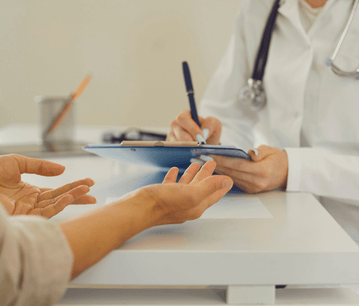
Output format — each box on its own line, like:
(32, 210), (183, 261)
(35, 95), (76, 144)
(0, 98), (91, 158)
(102, 128), (167, 143)
(33, 95), (90, 157)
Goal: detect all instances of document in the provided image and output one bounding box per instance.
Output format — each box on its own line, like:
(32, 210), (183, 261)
(201, 195), (273, 219)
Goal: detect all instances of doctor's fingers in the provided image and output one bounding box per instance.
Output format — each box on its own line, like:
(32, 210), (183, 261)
(248, 145), (281, 162)
(176, 110), (204, 140)
(214, 168), (268, 194)
(168, 120), (196, 142)
(211, 155), (263, 175)
(200, 117), (222, 145)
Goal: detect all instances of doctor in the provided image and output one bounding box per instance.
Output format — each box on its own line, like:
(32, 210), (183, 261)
(167, 0), (359, 243)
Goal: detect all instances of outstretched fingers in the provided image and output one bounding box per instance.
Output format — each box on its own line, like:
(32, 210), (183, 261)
(190, 160), (217, 184)
(37, 178), (95, 202)
(162, 167), (179, 184)
(37, 184), (96, 208)
(178, 163), (202, 184)
(193, 175), (233, 210)
(70, 194), (97, 204)
(11, 154), (65, 176)
(29, 194), (74, 218)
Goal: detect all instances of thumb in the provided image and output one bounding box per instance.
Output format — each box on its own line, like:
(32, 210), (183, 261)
(194, 175), (233, 209)
(248, 145), (276, 162)
(200, 116), (222, 145)
(12, 154), (65, 176)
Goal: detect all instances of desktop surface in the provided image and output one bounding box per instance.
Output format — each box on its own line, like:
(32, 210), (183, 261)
(27, 155), (359, 288)
(2, 124), (359, 305)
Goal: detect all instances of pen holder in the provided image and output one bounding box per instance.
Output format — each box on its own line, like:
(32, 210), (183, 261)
(35, 96), (76, 144)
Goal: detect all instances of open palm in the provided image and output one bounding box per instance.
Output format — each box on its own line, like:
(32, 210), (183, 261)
(143, 160), (233, 225)
(0, 154), (96, 218)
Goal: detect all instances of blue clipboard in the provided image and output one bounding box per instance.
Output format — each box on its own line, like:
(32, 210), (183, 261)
(83, 141), (251, 170)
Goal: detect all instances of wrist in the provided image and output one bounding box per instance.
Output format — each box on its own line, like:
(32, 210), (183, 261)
(135, 185), (167, 227)
(113, 186), (162, 231)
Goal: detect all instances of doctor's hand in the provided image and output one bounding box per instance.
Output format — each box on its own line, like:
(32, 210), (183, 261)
(142, 160), (233, 225)
(0, 154), (96, 218)
(211, 145), (288, 194)
(166, 110), (222, 145)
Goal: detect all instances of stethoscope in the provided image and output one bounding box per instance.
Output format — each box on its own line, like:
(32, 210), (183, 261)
(240, 0), (359, 111)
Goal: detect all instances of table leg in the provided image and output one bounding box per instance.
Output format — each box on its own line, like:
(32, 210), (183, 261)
(226, 285), (275, 304)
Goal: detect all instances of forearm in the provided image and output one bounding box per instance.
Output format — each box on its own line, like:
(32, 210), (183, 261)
(59, 163), (232, 280)
(59, 189), (156, 280)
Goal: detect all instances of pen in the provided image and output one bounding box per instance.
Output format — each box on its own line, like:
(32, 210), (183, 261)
(182, 62), (207, 144)
(45, 75), (91, 136)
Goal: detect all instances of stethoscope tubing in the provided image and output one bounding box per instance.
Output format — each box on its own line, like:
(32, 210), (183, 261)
(325, 0), (359, 78)
(329, 0), (359, 62)
(242, 0), (359, 111)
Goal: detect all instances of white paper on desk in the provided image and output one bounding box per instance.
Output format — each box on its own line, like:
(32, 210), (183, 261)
(106, 195), (273, 219)
(201, 195), (273, 219)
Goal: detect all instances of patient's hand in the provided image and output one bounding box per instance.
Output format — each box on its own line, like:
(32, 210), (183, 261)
(142, 160), (233, 225)
(0, 154), (96, 218)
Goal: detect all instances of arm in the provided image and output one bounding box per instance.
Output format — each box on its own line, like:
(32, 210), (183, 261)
(0, 206), (73, 306)
(167, 0), (267, 149)
(59, 190), (154, 279)
(212, 144), (359, 200)
(60, 161), (233, 279)
(0, 161), (232, 303)
(286, 147), (359, 201)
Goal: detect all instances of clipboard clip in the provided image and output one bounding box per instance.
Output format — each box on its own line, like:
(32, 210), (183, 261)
(120, 141), (199, 147)
(154, 141), (164, 147)
(154, 141), (204, 147)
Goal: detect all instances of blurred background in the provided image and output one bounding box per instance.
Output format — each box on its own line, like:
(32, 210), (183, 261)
(0, 0), (243, 129)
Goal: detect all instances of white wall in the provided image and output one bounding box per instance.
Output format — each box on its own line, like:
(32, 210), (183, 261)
(0, 0), (242, 128)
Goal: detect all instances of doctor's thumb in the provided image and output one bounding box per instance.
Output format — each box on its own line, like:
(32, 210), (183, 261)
(248, 145), (272, 162)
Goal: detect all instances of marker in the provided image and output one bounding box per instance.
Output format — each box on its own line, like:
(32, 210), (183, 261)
(182, 61), (206, 144)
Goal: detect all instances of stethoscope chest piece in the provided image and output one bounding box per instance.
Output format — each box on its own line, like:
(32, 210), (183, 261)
(239, 0), (280, 112)
(239, 78), (267, 111)
(239, 0), (359, 113)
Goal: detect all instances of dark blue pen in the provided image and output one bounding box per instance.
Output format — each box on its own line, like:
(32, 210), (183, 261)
(182, 62), (207, 144)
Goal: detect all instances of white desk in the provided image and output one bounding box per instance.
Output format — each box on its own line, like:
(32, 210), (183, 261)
(1, 124), (359, 305)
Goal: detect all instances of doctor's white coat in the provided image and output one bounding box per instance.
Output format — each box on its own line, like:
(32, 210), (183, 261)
(200, 0), (359, 242)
